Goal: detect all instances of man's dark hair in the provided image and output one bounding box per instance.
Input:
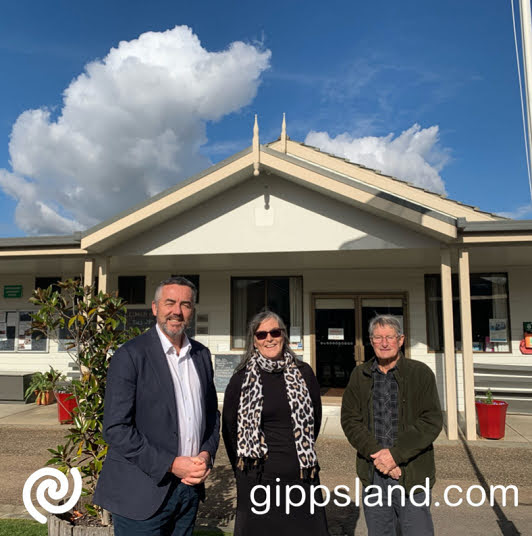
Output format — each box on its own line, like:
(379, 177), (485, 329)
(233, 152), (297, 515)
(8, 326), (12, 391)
(153, 277), (197, 304)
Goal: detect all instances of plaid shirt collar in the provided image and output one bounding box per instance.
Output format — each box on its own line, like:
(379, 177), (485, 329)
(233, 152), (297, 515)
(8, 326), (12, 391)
(371, 356), (399, 375)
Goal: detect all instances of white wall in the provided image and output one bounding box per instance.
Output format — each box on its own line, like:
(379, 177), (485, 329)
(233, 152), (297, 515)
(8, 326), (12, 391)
(1, 261), (531, 414)
(111, 175), (439, 257)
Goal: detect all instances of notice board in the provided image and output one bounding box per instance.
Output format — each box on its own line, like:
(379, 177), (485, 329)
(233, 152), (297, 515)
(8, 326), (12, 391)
(214, 354), (241, 393)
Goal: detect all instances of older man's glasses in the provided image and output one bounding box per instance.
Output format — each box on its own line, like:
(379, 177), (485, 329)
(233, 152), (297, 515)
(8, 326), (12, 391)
(255, 329), (284, 340)
(371, 335), (400, 343)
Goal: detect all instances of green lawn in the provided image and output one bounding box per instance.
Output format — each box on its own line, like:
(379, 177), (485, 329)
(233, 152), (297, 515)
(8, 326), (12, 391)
(0, 519), (231, 535)
(0, 519), (47, 536)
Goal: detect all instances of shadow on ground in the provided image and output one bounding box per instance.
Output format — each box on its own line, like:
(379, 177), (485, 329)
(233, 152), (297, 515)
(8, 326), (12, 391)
(197, 465), (236, 533)
(200, 456), (364, 535)
(326, 500), (361, 535)
(460, 437), (521, 536)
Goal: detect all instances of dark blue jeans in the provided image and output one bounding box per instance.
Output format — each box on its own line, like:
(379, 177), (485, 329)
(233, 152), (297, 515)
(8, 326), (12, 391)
(112, 480), (200, 536)
(363, 472), (434, 536)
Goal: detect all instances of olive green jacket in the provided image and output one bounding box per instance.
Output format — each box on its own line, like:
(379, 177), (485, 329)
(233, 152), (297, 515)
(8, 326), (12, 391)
(341, 355), (443, 492)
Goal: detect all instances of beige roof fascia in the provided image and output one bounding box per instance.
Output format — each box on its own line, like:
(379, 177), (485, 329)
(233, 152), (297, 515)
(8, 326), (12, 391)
(0, 248), (87, 258)
(260, 147), (458, 241)
(267, 139), (501, 222)
(455, 219), (532, 245)
(458, 234), (532, 245)
(0, 235), (85, 258)
(81, 149), (254, 252)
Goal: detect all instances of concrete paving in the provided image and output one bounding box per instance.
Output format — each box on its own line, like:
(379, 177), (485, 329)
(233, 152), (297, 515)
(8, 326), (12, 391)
(319, 412), (532, 446)
(0, 401), (60, 426)
(3, 402), (532, 444)
(506, 414), (532, 442)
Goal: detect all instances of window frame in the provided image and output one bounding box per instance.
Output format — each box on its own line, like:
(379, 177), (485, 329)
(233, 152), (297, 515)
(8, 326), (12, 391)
(424, 272), (512, 354)
(230, 275), (304, 351)
(0, 310), (49, 353)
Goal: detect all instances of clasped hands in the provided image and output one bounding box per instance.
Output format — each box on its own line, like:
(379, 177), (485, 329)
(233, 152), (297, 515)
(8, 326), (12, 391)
(169, 451), (211, 485)
(370, 448), (401, 480)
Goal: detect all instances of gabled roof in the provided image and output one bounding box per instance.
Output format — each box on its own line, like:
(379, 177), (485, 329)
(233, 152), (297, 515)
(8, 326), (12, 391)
(80, 137), (480, 252)
(0, 124), (528, 257)
(266, 138), (503, 221)
(80, 147), (255, 252)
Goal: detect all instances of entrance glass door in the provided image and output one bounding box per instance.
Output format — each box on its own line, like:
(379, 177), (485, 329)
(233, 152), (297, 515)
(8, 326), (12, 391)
(315, 299), (356, 391)
(314, 294), (407, 395)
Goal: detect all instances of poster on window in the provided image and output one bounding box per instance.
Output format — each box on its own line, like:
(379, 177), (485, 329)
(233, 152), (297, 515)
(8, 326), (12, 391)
(489, 319), (508, 342)
(17, 336), (32, 351)
(6, 312), (17, 326)
(18, 321), (31, 336)
(290, 326), (301, 344)
(328, 328), (344, 340)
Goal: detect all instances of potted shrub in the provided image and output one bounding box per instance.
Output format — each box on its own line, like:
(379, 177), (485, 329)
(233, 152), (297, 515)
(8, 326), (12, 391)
(24, 367), (64, 405)
(54, 381), (78, 424)
(30, 279), (139, 531)
(475, 388), (508, 439)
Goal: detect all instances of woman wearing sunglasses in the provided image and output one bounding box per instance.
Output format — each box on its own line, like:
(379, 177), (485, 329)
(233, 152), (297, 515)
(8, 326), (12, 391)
(222, 310), (329, 536)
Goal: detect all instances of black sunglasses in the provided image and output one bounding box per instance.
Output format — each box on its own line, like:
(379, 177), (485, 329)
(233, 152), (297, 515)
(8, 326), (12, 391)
(254, 328), (284, 340)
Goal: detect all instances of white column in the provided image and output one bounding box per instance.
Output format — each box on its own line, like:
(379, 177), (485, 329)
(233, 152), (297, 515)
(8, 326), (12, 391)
(96, 257), (110, 293)
(83, 258), (95, 288)
(441, 248), (458, 440)
(459, 248), (477, 440)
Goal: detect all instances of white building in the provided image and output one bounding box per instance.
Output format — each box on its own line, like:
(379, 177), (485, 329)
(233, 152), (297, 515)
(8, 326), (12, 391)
(1, 119), (531, 440)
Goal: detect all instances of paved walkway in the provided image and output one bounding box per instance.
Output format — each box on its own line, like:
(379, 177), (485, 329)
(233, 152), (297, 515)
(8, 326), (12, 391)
(2, 402), (532, 445)
(1, 402), (531, 534)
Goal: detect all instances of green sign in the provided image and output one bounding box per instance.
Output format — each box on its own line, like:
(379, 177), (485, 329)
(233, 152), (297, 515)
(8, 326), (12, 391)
(524, 322), (532, 334)
(4, 285), (22, 298)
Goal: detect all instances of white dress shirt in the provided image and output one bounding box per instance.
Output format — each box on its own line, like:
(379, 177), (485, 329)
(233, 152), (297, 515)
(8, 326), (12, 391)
(156, 324), (205, 457)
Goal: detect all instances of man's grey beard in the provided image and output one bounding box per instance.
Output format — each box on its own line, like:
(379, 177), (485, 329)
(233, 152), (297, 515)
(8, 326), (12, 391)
(161, 319), (188, 341)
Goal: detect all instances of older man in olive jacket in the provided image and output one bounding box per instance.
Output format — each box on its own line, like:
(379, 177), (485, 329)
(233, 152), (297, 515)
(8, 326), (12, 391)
(341, 314), (442, 536)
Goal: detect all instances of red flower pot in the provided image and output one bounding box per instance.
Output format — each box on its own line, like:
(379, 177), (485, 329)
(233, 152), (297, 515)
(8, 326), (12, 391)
(475, 400), (508, 439)
(55, 392), (78, 424)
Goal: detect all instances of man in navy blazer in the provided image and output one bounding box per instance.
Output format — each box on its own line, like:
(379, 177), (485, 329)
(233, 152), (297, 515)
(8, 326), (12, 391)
(94, 277), (220, 535)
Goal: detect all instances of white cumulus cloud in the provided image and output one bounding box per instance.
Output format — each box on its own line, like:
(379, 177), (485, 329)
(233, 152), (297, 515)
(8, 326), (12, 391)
(305, 124), (449, 195)
(498, 203), (532, 219)
(0, 26), (271, 235)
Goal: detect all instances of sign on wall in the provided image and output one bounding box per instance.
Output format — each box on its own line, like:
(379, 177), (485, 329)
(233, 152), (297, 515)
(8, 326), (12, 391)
(214, 354), (241, 393)
(4, 285), (22, 298)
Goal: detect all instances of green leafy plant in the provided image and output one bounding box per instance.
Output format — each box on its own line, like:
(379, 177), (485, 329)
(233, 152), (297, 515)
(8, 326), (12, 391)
(477, 388), (494, 404)
(24, 366), (65, 403)
(30, 279), (140, 523)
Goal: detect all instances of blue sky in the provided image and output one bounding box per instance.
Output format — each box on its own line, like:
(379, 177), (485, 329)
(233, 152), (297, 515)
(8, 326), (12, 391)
(0, 0), (529, 236)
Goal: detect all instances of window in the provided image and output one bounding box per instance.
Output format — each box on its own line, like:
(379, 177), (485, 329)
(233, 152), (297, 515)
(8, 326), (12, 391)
(425, 273), (510, 352)
(231, 276), (303, 349)
(0, 310), (48, 352)
(118, 276), (146, 304)
(35, 276), (61, 293)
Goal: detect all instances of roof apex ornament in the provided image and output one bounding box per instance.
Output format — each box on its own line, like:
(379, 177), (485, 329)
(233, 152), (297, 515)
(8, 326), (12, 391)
(253, 114), (260, 176)
(281, 113), (287, 153)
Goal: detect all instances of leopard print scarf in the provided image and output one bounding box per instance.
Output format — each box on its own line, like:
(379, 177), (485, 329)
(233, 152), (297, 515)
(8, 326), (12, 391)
(236, 350), (318, 480)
